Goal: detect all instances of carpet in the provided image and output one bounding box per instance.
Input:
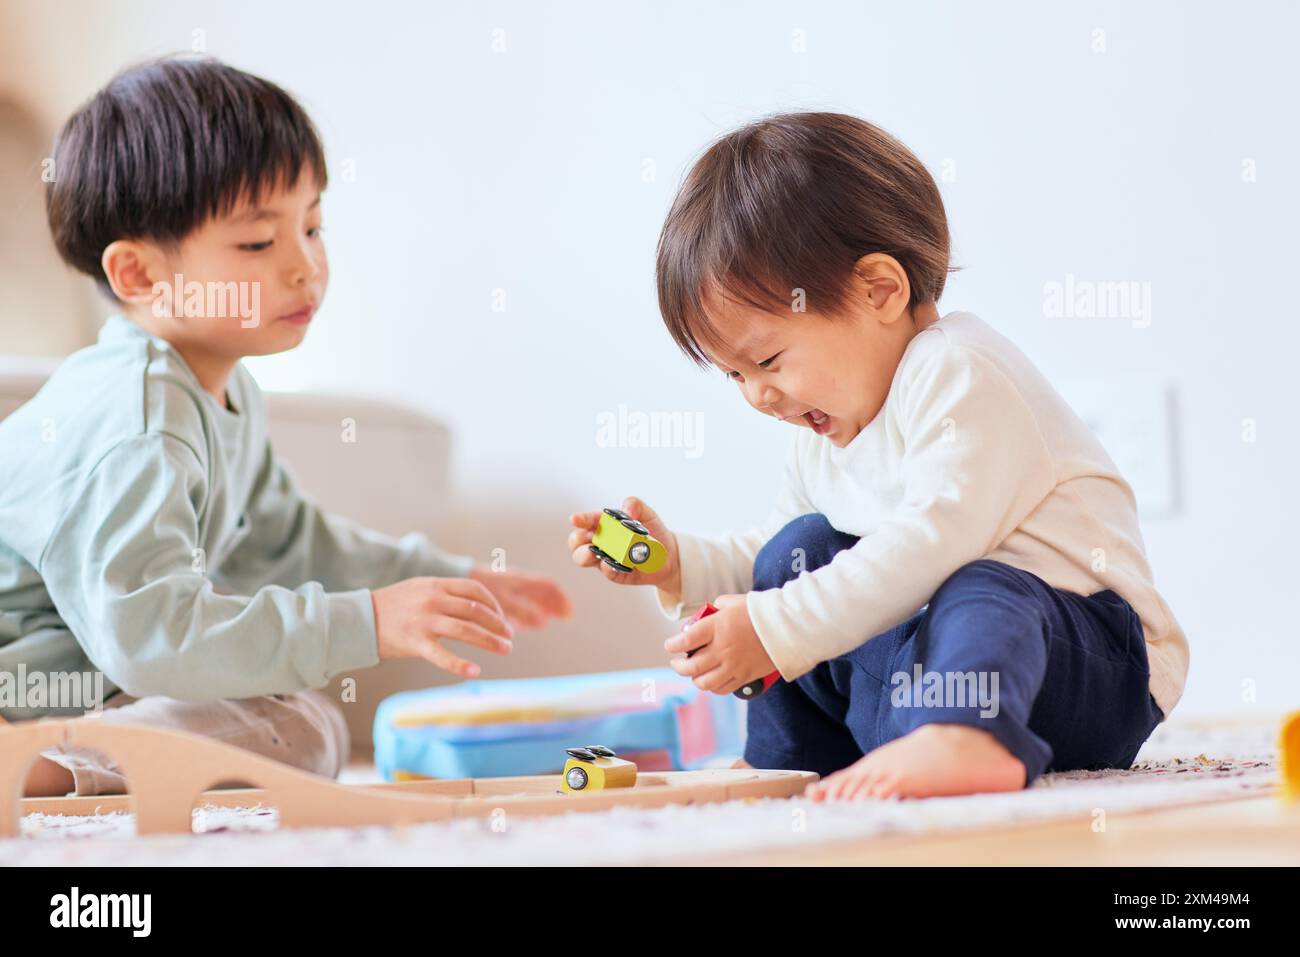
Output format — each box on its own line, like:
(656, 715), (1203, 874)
(1, 713), (1280, 866)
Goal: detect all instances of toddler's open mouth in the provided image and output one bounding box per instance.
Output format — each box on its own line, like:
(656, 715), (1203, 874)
(804, 409), (832, 435)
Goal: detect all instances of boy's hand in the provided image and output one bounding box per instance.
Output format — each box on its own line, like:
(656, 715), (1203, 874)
(467, 564), (573, 630)
(663, 594), (776, 695)
(568, 497), (681, 596)
(371, 577), (514, 679)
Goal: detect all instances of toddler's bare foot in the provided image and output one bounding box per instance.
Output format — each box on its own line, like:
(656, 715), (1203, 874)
(804, 723), (1026, 801)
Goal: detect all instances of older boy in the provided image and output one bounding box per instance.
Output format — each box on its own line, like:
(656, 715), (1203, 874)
(1, 56), (571, 796)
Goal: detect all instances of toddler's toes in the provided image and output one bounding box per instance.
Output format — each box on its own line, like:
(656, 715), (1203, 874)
(865, 772), (901, 800)
(832, 769), (863, 800)
(847, 773), (881, 801)
(824, 767), (862, 802)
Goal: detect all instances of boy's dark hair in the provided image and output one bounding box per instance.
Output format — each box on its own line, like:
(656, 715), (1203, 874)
(656, 112), (952, 366)
(46, 55), (328, 297)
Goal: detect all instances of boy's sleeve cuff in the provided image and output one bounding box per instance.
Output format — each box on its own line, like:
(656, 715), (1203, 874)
(326, 590), (382, 677)
(403, 533), (474, 580)
(439, 553), (476, 579)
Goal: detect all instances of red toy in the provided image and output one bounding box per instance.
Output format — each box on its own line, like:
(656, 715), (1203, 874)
(681, 602), (781, 700)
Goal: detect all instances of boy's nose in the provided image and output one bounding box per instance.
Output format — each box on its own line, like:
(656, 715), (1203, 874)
(285, 242), (322, 286)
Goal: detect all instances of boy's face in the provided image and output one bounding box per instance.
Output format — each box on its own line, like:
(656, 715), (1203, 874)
(142, 171), (328, 359)
(700, 291), (918, 448)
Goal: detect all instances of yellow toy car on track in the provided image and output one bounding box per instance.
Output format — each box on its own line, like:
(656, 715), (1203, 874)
(589, 507), (668, 575)
(562, 745), (638, 792)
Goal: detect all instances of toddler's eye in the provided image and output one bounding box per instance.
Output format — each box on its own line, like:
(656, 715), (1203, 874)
(759, 352), (782, 369)
(307, 226), (325, 238)
(725, 370), (742, 381)
(239, 241), (273, 252)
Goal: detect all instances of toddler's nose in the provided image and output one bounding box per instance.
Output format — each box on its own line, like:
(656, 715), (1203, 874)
(745, 379), (782, 411)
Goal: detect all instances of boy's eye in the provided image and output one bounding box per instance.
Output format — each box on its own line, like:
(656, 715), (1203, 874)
(758, 352), (782, 369)
(239, 224), (322, 250)
(725, 370), (742, 381)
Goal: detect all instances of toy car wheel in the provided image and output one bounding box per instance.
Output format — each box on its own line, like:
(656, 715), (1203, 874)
(566, 766), (590, 791)
(620, 518), (650, 535)
(590, 544), (634, 573)
(603, 507), (631, 521)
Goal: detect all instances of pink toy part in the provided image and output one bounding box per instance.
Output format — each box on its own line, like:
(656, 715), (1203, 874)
(675, 691), (718, 766)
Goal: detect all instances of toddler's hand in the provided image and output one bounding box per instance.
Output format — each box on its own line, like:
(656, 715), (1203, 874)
(371, 577), (513, 678)
(568, 496), (681, 596)
(663, 594), (776, 695)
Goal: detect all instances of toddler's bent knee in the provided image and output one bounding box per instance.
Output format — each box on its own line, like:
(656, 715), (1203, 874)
(753, 513), (856, 591)
(932, 559), (1039, 606)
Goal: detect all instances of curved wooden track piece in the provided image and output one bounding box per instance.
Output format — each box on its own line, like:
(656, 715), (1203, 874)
(2, 718), (456, 836)
(2, 718), (817, 836)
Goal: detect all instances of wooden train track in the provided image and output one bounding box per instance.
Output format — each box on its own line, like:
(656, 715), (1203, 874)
(2, 717), (816, 835)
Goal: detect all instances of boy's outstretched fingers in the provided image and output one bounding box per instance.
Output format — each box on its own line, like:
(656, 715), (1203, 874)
(448, 577), (508, 624)
(418, 639), (480, 679)
(469, 564), (572, 628)
(532, 575), (574, 619)
(501, 572), (574, 626)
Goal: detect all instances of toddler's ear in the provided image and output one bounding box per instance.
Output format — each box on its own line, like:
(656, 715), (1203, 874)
(851, 252), (911, 320)
(101, 239), (167, 307)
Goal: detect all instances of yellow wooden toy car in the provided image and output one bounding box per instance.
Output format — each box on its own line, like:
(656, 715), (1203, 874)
(589, 507), (667, 575)
(561, 745), (638, 793)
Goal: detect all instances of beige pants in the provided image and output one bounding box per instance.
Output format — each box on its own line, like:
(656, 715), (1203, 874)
(37, 689), (351, 796)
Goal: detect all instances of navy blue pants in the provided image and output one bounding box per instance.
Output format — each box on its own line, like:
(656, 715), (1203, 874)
(744, 514), (1166, 786)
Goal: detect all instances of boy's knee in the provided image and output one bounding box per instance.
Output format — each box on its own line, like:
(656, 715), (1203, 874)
(290, 690), (351, 778)
(753, 513), (857, 591)
(220, 691), (352, 780)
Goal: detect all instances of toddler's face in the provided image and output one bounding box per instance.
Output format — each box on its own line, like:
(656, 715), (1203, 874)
(146, 171), (328, 358)
(700, 293), (916, 448)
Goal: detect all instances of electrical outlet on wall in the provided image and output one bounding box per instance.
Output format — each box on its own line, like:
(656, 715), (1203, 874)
(1056, 379), (1180, 519)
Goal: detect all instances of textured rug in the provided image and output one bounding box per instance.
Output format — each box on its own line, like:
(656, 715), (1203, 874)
(2, 714), (1280, 866)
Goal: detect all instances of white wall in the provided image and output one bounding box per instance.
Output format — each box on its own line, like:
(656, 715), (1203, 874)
(1, 0), (1295, 717)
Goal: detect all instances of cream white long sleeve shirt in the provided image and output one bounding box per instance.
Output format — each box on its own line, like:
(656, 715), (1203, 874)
(657, 311), (1188, 718)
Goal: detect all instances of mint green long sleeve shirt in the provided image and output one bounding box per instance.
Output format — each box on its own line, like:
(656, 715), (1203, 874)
(0, 315), (472, 720)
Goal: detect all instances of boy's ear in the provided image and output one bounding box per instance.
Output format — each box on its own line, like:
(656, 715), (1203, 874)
(850, 253), (911, 323)
(101, 240), (168, 306)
